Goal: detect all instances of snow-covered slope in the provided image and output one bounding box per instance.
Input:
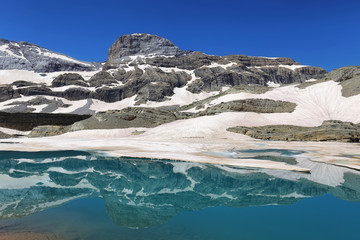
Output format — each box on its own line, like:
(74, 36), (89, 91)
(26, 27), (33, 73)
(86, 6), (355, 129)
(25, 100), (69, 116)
(0, 34), (328, 115)
(0, 39), (101, 72)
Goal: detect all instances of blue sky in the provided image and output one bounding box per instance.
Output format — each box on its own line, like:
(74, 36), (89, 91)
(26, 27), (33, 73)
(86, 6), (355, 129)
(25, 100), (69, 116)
(1, 0), (359, 71)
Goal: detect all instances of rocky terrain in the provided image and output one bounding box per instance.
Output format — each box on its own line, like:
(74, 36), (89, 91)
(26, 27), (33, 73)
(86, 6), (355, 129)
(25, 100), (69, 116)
(0, 39), (100, 72)
(27, 98), (296, 137)
(0, 33), (359, 144)
(0, 111), (90, 131)
(0, 33), (326, 115)
(228, 120), (360, 142)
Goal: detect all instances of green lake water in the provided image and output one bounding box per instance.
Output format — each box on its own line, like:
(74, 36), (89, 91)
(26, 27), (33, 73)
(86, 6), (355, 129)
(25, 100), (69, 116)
(0, 150), (359, 239)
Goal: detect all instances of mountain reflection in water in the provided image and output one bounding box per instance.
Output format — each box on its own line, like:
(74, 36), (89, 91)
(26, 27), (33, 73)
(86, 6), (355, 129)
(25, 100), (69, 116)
(0, 150), (359, 229)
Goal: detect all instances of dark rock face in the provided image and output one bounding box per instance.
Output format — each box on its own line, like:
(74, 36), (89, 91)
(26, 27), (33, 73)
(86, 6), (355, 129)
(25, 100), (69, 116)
(62, 88), (92, 101)
(12, 80), (37, 88)
(0, 39), (99, 72)
(87, 67), (191, 103)
(0, 112), (91, 131)
(260, 66), (327, 84)
(187, 65), (327, 93)
(228, 120), (360, 142)
(52, 73), (88, 87)
(144, 52), (221, 70)
(0, 86), (19, 101)
(224, 55), (297, 66)
(105, 34), (184, 69)
(88, 71), (117, 87)
(189, 67), (266, 93)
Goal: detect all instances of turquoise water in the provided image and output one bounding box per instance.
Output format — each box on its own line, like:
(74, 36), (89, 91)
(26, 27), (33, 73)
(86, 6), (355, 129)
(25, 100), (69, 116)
(0, 150), (359, 239)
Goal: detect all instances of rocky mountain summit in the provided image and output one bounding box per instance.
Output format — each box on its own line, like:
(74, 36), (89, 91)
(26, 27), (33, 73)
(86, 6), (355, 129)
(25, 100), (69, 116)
(0, 39), (100, 72)
(1, 33), (359, 143)
(0, 33), (327, 114)
(105, 33), (184, 68)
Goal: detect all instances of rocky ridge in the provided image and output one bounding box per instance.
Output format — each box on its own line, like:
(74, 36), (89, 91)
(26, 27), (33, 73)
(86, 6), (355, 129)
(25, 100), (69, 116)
(1, 33), (359, 143)
(0, 39), (100, 72)
(0, 34), (327, 114)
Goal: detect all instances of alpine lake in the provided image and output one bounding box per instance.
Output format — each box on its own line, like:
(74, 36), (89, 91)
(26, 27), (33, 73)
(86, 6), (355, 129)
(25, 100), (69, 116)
(0, 150), (359, 240)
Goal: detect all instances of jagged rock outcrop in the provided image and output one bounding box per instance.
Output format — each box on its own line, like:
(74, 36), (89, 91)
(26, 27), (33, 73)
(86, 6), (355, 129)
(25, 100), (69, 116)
(324, 66), (360, 97)
(51, 73), (88, 87)
(89, 71), (117, 87)
(0, 39), (100, 72)
(0, 34), (328, 113)
(188, 65), (326, 93)
(0, 85), (19, 101)
(104, 33), (184, 69)
(228, 120), (360, 142)
(144, 52), (221, 70)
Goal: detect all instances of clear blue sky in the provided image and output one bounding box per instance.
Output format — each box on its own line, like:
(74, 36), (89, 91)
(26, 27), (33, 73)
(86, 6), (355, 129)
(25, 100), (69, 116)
(1, 0), (359, 71)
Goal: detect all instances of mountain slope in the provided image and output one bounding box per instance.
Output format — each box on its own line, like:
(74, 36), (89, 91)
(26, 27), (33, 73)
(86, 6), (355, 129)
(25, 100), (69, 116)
(0, 34), (327, 115)
(0, 39), (100, 72)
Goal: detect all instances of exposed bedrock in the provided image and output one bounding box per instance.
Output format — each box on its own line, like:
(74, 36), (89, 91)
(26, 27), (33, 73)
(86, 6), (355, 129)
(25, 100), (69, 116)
(0, 34), (329, 111)
(187, 65), (326, 93)
(0, 112), (91, 131)
(195, 99), (296, 116)
(89, 71), (117, 87)
(0, 131), (12, 139)
(324, 66), (360, 97)
(104, 33), (184, 69)
(51, 73), (89, 87)
(3, 96), (70, 113)
(227, 120), (360, 142)
(68, 107), (179, 131)
(29, 99), (295, 137)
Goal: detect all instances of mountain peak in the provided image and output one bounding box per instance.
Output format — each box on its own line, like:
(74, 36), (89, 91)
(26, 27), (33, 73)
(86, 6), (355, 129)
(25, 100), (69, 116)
(0, 39), (99, 72)
(106, 33), (184, 66)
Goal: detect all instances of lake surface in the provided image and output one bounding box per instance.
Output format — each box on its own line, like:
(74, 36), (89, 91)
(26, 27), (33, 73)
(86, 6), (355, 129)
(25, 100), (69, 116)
(0, 150), (359, 239)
